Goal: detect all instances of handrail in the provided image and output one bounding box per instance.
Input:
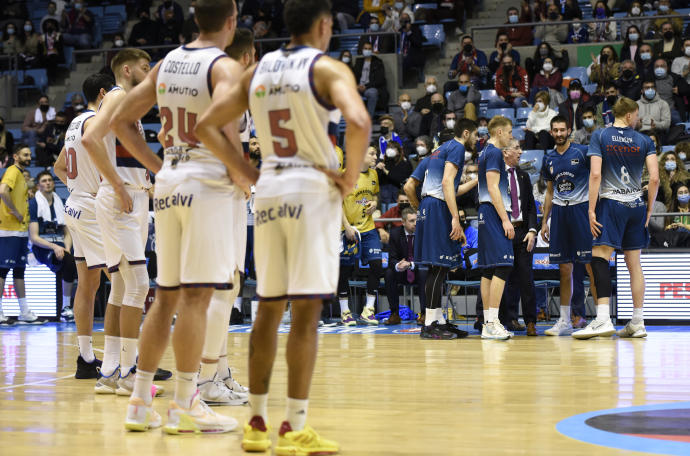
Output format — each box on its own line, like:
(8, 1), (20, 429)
(374, 211), (690, 223)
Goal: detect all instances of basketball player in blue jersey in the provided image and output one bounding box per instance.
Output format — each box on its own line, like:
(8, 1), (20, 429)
(477, 116), (515, 340)
(404, 119), (476, 340)
(574, 97), (659, 339)
(196, 0), (370, 453)
(541, 115), (599, 336)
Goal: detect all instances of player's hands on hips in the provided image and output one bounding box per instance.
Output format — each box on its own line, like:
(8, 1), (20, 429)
(502, 219), (515, 240)
(344, 225), (356, 241)
(540, 223), (550, 243)
(115, 184), (133, 213)
(523, 231), (536, 252)
(589, 210), (602, 237)
(320, 168), (357, 199)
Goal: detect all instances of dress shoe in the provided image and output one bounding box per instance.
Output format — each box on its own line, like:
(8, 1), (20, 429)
(526, 322), (537, 336)
(510, 319), (526, 331)
(416, 313), (425, 326)
(571, 315), (587, 329)
(473, 317), (484, 331)
(537, 310), (548, 321)
(384, 313), (401, 325)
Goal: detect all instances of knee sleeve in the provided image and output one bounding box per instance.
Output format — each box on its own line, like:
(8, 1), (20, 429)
(0, 268), (8, 279)
(61, 254), (77, 282)
(12, 267), (25, 280)
(107, 271), (124, 307)
(367, 260), (383, 295)
(337, 265), (352, 297)
(203, 274), (240, 360)
(493, 266), (512, 281)
(481, 267), (494, 280)
(119, 262), (149, 309)
(590, 257), (612, 298)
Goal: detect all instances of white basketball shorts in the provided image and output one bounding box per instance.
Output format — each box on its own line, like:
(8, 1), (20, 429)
(64, 193), (106, 269)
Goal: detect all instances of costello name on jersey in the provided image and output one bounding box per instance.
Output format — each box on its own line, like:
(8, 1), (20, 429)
(162, 60), (201, 75)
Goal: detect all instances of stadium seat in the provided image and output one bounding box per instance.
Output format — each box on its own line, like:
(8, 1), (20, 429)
(583, 83), (597, 95)
(86, 6), (104, 18)
(9, 129), (22, 141)
(479, 89), (498, 101)
(679, 122), (690, 133)
(18, 69), (49, 92)
(420, 24), (445, 52)
(414, 3), (438, 12)
(563, 67), (588, 85)
(59, 46), (74, 71)
(661, 145), (675, 153)
(512, 127), (525, 141)
(102, 13), (125, 35)
(486, 108), (515, 122)
(516, 107), (531, 124)
(104, 4), (127, 18)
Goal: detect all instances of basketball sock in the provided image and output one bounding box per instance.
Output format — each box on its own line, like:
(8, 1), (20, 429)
(286, 397), (308, 431)
(120, 337), (138, 374)
(199, 361), (217, 383)
(102, 335), (121, 377)
(132, 369), (154, 405)
(202, 289), (233, 372)
(62, 294), (71, 310)
(174, 370), (198, 409)
(488, 308), (498, 323)
(251, 299), (259, 322)
(18, 297), (28, 314)
(216, 330), (230, 378)
(596, 304), (609, 322)
(631, 307), (644, 324)
(339, 298), (350, 313)
(233, 297), (242, 311)
(77, 335), (95, 363)
(559, 306), (571, 323)
(249, 393), (268, 422)
(365, 294), (376, 309)
(483, 309), (490, 323)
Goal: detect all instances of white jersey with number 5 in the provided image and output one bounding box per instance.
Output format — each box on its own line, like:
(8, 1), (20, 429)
(64, 109), (99, 197)
(249, 46), (341, 177)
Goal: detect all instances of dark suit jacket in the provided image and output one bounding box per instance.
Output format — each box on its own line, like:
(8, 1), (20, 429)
(388, 226), (415, 270)
(353, 56), (389, 109)
(653, 38), (684, 67)
(513, 167), (538, 234)
(357, 33), (394, 54)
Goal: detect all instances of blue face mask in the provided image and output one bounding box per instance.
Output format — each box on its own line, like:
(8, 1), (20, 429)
(508, 14), (518, 24)
(583, 118), (595, 128)
(370, 23), (380, 32)
(665, 160), (677, 171)
(679, 194), (690, 204)
(640, 52), (652, 61)
(459, 85), (469, 94)
(478, 126), (489, 136)
(644, 88), (656, 99)
(596, 7), (606, 17)
(655, 67), (667, 78)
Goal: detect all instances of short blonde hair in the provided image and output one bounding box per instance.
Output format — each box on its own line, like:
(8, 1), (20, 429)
(535, 90), (550, 106)
(110, 48), (151, 75)
(612, 97), (639, 119)
(488, 115), (513, 136)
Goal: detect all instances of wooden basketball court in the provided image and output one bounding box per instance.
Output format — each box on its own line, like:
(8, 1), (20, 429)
(1, 323), (689, 455)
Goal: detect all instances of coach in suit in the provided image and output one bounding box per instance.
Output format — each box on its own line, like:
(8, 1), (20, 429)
(499, 139), (539, 336)
(384, 207), (427, 325)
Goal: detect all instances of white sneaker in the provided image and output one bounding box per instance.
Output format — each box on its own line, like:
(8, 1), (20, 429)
(572, 318), (616, 340)
(617, 321), (647, 338)
(116, 367), (165, 397)
(95, 367), (119, 394)
(219, 368), (249, 395)
(545, 319), (573, 336)
(198, 375), (247, 406)
(481, 321), (511, 340)
(164, 393), (238, 434)
(17, 310), (44, 325)
(124, 397), (162, 431)
(0, 310), (13, 326)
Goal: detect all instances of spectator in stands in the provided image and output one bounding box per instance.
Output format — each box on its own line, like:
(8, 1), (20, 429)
(359, 0), (393, 24)
(561, 0), (583, 21)
(638, 80), (671, 142)
(530, 57), (563, 103)
(447, 35), (488, 91)
(375, 189), (409, 243)
(671, 38), (690, 84)
(380, 3), (400, 33)
(64, 93), (85, 124)
(0, 116), (14, 167)
(659, 151), (690, 208)
(420, 93), (447, 138)
(36, 110), (67, 167)
(384, 207), (427, 325)
(447, 72), (480, 121)
(180, 0), (199, 44)
(433, 109), (456, 143)
(531, 0), (549, 22)
(497, 7), (533, 47)
(129, 8), (159, 48)
(112, 33), (125, 49)
(357, 15), (394, 54)
(572, 106), (597, 144)
(411, 135), (432, 169)
(535, 3), (568, 46)
(22, 95), (55, 147)
(1, 23), (21, 56)
(476, 118), (489, 150)
(28, 171), (75, 320)
(157, 7), (182, 45)
(567, 16), (590, 44)
(525, 42), (568, 84)
(653, 58), (687, 125)
(40, 2), (60, 32)
(557, 79), (594, 133)
(653, 0), (684, 37)
(616, 60), (643, 101)
(377, 114), (402, 158)
(588, 1), (616, 42)
(595, 83), (619, 127)
(654, 22), (684, 66)
(637, 43), (655, 81)
(61, 2), (94, 49)
(589, 45), (619, 92)
(391, 93), (422, 151)
(17, 20), (42, 68)
(415, 76), (438, 116)
(676, 142), (690, 169)
(339, 49), (354, 71)
(488, 32), (521, 75)
(621, 26), (644, 66)
(524, 91), (557, 150)
(354, 41), (389, 118)
(648, 130), (662, 155)
(333, 0), (360, 32)
(376, 140), (412, 205)
(643, 177), (668, 233)
(40, 19), (62, 83)
(666, 183), (690, 233)
(491, 54), (530, 109)
(621, 1), (650, 40)
(399, 12), (424, 85)
(156, 0), (184, 29)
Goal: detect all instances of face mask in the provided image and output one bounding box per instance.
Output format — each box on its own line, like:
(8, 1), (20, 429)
(75, 103), (85, 111)
(431, 103), (444, 114)
(24, 25), (32, 33)
(583, 118), (595, 128)
(679, 152), (687, 161)
(644, 88), (656, 99)
(342, 56), (351, 64)
(478, 126), (488, 136)
(468, 172), (478, 180)
(549, 12), (559, 20)
(426, 84), (436, 93)
(370, 23), (380, 32)
(663, 31), (674, 41)
(463, 44), (473, 54)
(685, 47), (690, 57)
(570, 90), (581, 100)
(362, 49), (373, 57)
(665, 161), (677, 171)
(536, 101), (545, 111)
(39, 104), (49, 112)
(596, 7), (606, 17)
(628, 33), (639, 41)
(401, 101), (411, 111)
(7, 28), (15, 35)
(622, 69), (634, 79)
(386, 149), (397, 158)
(659, 5), (669, 12)
(539, 48), (548, 57)
(573, 22), (581, 29)
(606, 95), (617, 105)
(679, 194), (690, 204)
(509, 14), (518, 23)
(416, 145), (428, 156)
(114, 39), (124, 47)
(395, 2), (403, 9)
(398, 202), (411, 211)
(464, 151), (472, 162)
(543, 62), (553, 72)
(631, 6), (641, 15)
(459, 84), (469, 94)
(503, 64), (513, 71)
(641, 52), (652, 61)
(380, 126), (389, 135)
(655, 67), (667, 78)
(445, 119), (456, 130)
(189, 7), (195, 15)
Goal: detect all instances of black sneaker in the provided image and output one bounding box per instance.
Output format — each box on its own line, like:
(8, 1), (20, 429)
(230, 307), (244, 325)
(420, 321), (458, 340)
(154, 367), (172, 381)
(442, 322), (469, 338)
(75, 355), (102, 379)
(473, 318), (483, 331)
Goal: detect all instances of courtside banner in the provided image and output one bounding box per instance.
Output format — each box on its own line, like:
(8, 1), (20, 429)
(617, 252), (690, 320)
(1, 265), (57, 317)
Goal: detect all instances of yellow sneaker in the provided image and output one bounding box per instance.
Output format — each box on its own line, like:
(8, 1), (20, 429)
(275, 421), (339, 455)
(241, 415), (271, 452)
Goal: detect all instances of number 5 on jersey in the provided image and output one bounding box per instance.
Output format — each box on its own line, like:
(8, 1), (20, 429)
(269, 109), (297, 157)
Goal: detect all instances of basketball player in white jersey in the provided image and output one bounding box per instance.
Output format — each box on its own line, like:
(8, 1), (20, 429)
(109, 0), (258, 434)
(196, 0), (371, 452)
(81, 49), (165, 397)
(54, 73), (114, 379)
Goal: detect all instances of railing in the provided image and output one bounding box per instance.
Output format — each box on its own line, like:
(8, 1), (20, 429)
(374, 212), (690, 223)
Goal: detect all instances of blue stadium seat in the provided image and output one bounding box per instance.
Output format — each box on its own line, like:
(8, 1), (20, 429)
(420, 24), (445, 51)
(8, 129), (22, 142)
(102, 13), (125, 35)
(86, 6), (104, 18)
(486, 108), (515, 122)
(18, 69), (49, 92)
(583, 83), (597, 95)
(512, 128), (525, 141)
(516, 107), (531, 121)
(479, 89), (498, 101)
(59, 46), (74, 71)
(414, 3), (438, 11)
(679, 122), (690, 133)
(661, 145), (676, 153)
(563, 66), (588, 85)
(104, 5), (127, 18)
(338, 36), (359, 54)
(142, 123), (160, 133)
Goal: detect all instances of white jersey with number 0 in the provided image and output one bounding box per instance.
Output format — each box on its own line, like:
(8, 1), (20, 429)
(64, 109), (99, 196)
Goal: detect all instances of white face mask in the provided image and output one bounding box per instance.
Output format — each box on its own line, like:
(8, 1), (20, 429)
(679, 152), (687, 161)
(114, 39), (124, 47)
(464, 151), (472, 162)
(189, 6), (195, 15)
(426, 84), (437, 93)
(468, 172), (478, 180)
(686, 47), (690, 57)
(362, 49), (373, 57)
(631, 6), (640, 15)
(416, 145), (428, 156)
(445, 119), (456, 130)
(543, 62), (553, 72)
(536, 101), (546, 111)
(342, 56), (351, 63)
(572, 22), (581, 29)
(386, 149), (398, 158)
(400, 101), (411, 111)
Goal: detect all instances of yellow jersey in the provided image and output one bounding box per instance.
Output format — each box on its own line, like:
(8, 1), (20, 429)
(343, 168), (379, 232)
(0, 165), (29, 233)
